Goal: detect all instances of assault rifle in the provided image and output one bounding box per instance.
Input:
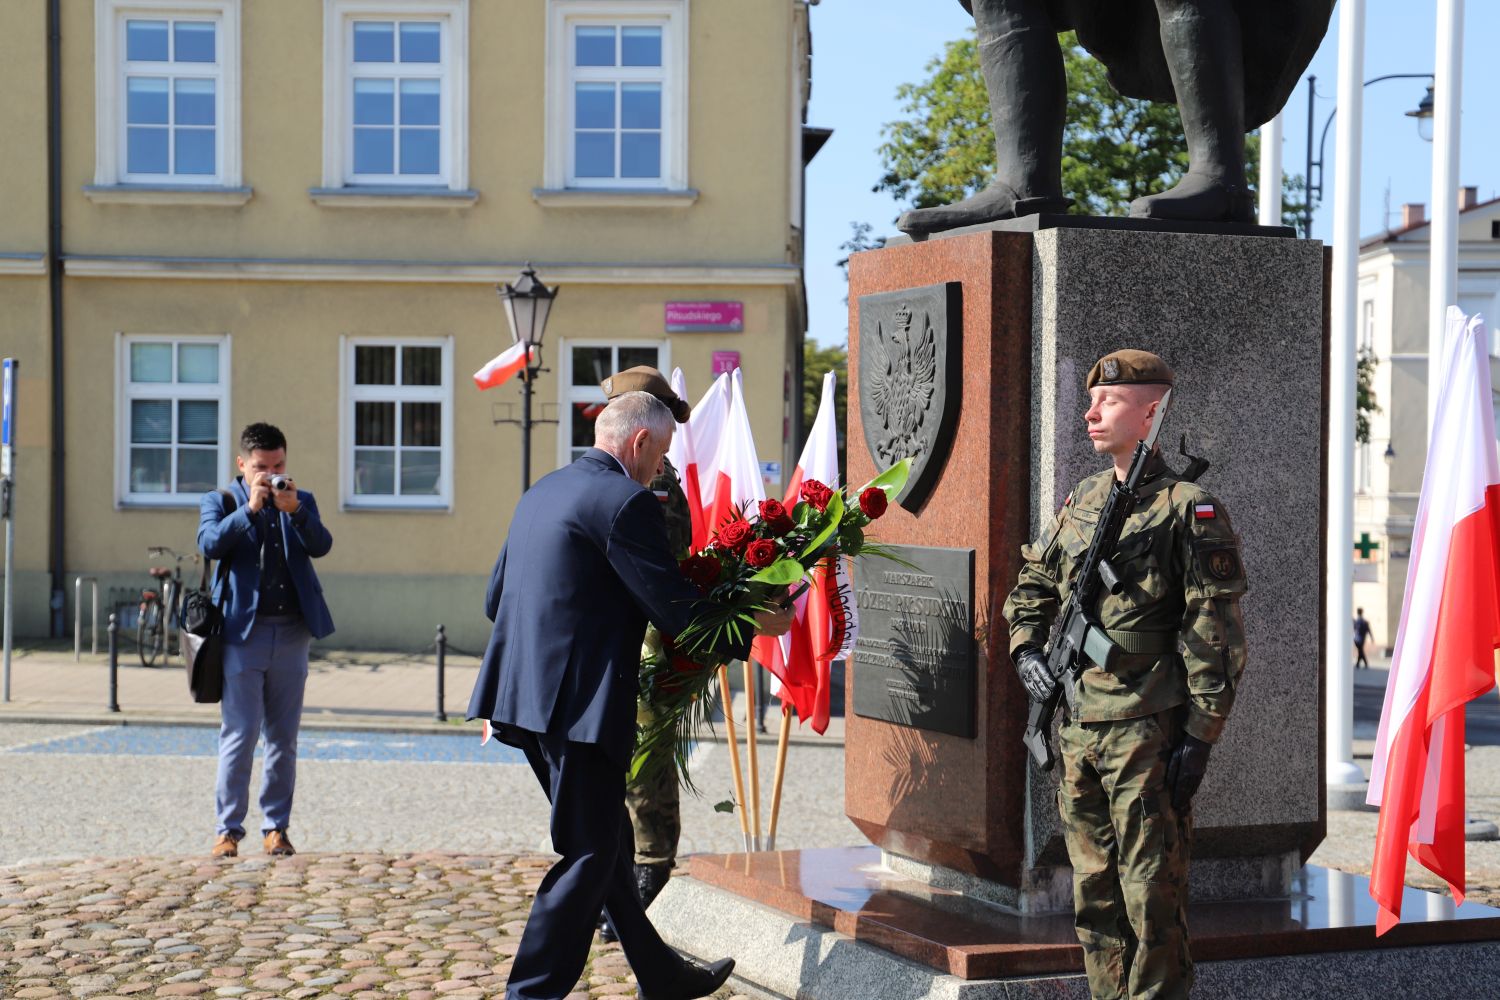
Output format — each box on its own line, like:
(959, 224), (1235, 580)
(1021, 389), (1173, 771)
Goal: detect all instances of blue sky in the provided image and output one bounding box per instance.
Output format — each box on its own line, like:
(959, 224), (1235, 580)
(803, 0), (1500, 347)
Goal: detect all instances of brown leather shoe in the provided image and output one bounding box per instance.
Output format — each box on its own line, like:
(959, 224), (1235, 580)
(263, 829), (295, 856)
(211, 832), (242, 858)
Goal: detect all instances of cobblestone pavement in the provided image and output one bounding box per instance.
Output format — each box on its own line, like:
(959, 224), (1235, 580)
(0, 851), (749, 1000)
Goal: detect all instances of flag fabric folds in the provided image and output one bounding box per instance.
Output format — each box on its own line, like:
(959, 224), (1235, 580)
(1367, 307), (1500, 934)
(673, 372), (731, 552)
(752, 371), (847, 734)
(472, 342), (537, 391)
(705, 368), (766, 537)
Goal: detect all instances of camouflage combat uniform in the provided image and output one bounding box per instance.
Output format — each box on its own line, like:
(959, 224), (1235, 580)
(1003, 452), (1248, 1000)
(626, 455), (692, 868)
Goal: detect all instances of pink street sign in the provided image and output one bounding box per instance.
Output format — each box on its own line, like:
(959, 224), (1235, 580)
(712, 351), (741, 376)
(666, 301), (744, 333)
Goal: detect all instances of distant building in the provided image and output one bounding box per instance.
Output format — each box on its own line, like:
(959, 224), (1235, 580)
(0, 0), (821, 649)
(1354, 187), (1500, 652)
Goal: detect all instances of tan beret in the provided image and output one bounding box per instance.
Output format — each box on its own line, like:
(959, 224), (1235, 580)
(1086, 349), (1175, 390)
(601, 365), (691, 423)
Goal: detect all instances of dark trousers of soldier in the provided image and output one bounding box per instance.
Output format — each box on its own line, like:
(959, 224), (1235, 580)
(1058, 712), (1193, 1000)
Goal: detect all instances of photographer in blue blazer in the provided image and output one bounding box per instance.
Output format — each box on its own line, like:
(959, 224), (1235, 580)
(198, 422), (333, 861)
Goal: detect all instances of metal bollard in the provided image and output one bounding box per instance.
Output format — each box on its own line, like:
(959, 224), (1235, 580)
(107, 613), (120, 713)
(435, 624), (448, 722)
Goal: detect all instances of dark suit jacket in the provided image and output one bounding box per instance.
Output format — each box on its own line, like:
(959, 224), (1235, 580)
(197, 478), (336, 642)
(466, 448), (750, 767)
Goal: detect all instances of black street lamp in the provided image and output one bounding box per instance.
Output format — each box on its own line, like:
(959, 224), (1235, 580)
(498, 263), (559, 491)
(1302, 72), (1434, 238)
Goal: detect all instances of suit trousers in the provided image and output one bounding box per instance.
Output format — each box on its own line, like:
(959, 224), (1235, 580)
(507, 732), (682, 1000)
(216, 614), (310, 837)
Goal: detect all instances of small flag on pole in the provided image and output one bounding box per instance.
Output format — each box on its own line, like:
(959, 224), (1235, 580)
(473, 342), (537, 391)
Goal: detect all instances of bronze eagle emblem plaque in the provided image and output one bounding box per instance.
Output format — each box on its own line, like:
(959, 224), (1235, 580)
(857, 283), (962, 511)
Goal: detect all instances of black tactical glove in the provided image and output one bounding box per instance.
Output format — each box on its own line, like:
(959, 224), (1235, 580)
(1166, 733), (1212, 812)
(1014, 646), (1053, 703)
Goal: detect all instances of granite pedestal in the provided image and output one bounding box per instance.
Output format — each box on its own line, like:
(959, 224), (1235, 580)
(842, 225), (1329, 911)
(654, 850), (1500, 999)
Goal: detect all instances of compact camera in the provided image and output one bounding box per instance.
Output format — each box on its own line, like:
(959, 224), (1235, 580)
(270, 474), (294, 491)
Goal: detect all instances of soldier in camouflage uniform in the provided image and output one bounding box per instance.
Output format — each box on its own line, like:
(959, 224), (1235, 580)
(1002, 350), (1248, 1000)
(596, 367), (693, 942)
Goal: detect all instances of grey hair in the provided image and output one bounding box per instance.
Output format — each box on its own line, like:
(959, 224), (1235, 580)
(595, 391), (674, 449)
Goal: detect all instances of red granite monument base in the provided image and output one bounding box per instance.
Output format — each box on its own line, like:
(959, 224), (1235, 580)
(686, 847), (1500, 981)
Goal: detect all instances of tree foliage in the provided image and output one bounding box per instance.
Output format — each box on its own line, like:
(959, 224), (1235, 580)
(1356, 347), (1380, 445)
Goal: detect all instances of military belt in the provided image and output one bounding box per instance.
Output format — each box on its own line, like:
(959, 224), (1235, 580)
(1103, 629), (1178, 655)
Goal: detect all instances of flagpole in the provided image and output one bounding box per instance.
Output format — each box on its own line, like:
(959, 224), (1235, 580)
(1428, 0), (1464, 430)
(1258, 111), (1283, 227)
(766, 703), (792, 851)
(1326, 0), (1368, 792)
(743, 659), (763, 851)
(718, 664), (752, 851)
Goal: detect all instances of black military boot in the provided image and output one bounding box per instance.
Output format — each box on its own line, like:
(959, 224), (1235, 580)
(635, 862), (673, 909)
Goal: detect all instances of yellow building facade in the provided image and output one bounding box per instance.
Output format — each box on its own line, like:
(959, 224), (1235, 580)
(0, 0), (817, 649)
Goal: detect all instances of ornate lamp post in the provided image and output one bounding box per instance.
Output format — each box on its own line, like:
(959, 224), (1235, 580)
(497, 264), (559, 491)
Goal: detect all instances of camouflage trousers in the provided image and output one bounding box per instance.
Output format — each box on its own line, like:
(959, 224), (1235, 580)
(1058, 711), (1193, 1000)
(627, 699), (681, 868)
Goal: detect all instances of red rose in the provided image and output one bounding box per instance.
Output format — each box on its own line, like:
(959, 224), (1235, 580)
(859, 487), (889, 519)
(758, 499), (795, 536)
(678, 552), (722, 591)
(745, 538), (779, 569)
(801, 479), (834, 512)
(715, 518), (753, 553)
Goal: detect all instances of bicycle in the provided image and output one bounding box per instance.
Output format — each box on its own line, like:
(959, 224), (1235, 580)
(138, 546), (200, 667)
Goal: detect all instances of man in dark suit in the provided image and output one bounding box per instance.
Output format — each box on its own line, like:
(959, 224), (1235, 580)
(468, 390), (792, 1000)
(198, 422), (334, 859)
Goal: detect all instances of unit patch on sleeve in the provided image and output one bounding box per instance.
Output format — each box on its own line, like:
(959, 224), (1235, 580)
(1194, 503), (1216, 520)
(1203, 547), (1241, 582)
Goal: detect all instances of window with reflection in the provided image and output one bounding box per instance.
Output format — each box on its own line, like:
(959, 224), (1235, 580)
(120, 337), (228, 504)
(346, 340), (451, 507)
(566, 19), (670, 186)
(121, 15), (222, 181)
(562, 342), (665, 464)
(347, 18), (448, 183)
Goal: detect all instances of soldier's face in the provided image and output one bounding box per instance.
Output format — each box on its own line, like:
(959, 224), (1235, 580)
(1085, 386), (1161, 458)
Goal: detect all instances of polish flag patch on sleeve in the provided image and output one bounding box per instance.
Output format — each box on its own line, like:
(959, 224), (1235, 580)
(653, 490), (671, 502)
(1194, 503), (1216, 520)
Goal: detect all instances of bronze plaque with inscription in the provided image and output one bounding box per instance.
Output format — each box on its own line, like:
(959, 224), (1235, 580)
(852, 544), (976, 738)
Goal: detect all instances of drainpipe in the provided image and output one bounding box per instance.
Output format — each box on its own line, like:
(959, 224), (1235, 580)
(46, 0), (65, 636)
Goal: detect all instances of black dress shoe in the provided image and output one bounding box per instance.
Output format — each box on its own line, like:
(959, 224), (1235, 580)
(641, 955), (735, 1000)
(597, 912), (619, 943)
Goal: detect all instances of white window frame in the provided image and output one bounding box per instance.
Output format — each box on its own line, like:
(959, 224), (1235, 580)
(95, 0), (242, 188)
(545, 1), (687, 191)
(339, 335), (455, 510)
(322, 0), (469, 191)
(557, 339), (670, 469)
(115, 333), (233, 508)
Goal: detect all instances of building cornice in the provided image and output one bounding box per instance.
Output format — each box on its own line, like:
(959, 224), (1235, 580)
(62, 254), (800, 286)
(0, 253), (46, 276)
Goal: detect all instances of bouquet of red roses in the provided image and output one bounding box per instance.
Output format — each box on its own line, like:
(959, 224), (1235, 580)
(632, 459), (911, 788)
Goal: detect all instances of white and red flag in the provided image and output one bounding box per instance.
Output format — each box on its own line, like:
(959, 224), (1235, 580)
(1368, 307), (1500, 934)
(705, 368), (766, 536)
(472, 341), (537, 391)
(752, 371), (856, 734)
(673, 371), (731, 551)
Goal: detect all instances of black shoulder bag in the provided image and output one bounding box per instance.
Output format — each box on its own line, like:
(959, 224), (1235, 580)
(181, 489), (237, 704)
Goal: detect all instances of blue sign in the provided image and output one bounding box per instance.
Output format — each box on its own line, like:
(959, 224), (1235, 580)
(1, 357), (13, 477)
(1, 358), (13, 448)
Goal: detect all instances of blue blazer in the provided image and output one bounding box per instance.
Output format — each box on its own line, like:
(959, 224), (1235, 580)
(197, 478), (335, 643)
(467, 449), (751, 767)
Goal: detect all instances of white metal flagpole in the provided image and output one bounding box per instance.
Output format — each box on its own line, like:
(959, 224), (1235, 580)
(1429, 0), (1465, 429)
(1326, 0), (1367, 791)
(1258, 111), (1284, 227)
